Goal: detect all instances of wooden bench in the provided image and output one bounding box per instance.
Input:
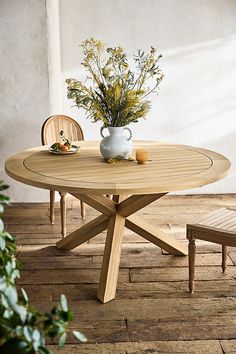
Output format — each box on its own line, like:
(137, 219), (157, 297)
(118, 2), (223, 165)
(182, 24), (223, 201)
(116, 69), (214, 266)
(187, 208), (236, 293)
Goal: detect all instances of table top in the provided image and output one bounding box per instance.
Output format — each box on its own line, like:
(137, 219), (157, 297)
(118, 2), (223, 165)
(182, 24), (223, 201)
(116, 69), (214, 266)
(5, 140), (231, 195)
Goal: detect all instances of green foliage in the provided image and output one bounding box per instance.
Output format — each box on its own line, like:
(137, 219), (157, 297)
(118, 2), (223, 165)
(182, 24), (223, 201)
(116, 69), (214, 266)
(66, 38), (164, 127)
(0, 181), (87, 353)
(106, 156), (134, 164)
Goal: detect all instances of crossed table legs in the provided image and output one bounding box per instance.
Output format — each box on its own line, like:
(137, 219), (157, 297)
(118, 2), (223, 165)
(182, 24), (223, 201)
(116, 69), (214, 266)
(56, 193), (188, 303)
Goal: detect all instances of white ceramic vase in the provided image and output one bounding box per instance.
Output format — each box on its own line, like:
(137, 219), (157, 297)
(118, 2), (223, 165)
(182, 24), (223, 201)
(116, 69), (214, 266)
(100, 126), (133, 159)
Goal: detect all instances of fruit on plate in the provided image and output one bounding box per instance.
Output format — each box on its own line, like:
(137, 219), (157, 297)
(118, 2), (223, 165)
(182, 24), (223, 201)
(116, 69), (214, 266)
(60, 144), (69, 151)
(50, 131), (73, 152)
(50, 142), (69, 151)
(50, 142), (60, 151)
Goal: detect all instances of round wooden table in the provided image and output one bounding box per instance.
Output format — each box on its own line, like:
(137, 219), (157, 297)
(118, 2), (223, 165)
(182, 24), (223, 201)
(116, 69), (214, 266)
(5, 140), (230, 303)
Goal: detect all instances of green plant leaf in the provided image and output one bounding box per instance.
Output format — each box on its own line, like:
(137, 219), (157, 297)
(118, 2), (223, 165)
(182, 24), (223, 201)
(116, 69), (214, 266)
(5, 261), (13, 275)
(1, 293), (9, 307)
(0, 234), (6, 249)
(15, 325), (23, 336)
(32, 329), (42, 351)
(23, 325), (33, 342)
(6, 242), (16, 252)
(73, 330), (87, 342)
(58, 332), (67, 348)
(60, 309), (73, 321)
(13, 304), (27, 324)
(4, 232), (14, 241)
(66, 309), (73, 321)
(0, 195), (10, 202)
(3, 308), (13, 319)
(0, 182), (9, 191)
(60, 294), (68, 312)
(47, 324), (60, 338)
(5, 285), (18, 306)
(32, 329), (41, 341)
(21, 288), (29, 304)
(0, 278), (7, 291)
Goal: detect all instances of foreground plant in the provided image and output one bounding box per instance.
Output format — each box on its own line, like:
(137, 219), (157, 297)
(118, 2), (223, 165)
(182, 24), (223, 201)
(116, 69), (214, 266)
(66, 38), (164, 127)
(0, 181), (86, 354)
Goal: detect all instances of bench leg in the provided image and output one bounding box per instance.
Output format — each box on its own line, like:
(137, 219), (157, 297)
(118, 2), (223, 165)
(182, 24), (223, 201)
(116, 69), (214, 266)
(222, 245), (227, 273)
(188, 231), (196, 294)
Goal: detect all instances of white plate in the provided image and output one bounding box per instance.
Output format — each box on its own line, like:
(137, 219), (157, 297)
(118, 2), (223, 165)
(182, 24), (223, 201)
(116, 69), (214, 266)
(49, 145), (80, 155)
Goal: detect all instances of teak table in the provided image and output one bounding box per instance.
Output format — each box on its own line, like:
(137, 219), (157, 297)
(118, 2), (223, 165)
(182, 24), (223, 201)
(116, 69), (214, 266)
(5, 140), (230, 303)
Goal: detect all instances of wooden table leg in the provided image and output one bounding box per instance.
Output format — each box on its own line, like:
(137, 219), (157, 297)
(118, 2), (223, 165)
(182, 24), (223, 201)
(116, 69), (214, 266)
(56, 214), (108, 250)
(126, 215), (188, 256)
(97, 212), (125, 303)
(56, 192), (188, 303)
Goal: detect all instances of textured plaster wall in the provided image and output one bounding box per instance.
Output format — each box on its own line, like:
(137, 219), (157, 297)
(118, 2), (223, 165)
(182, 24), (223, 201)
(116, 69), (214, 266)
(0, 0), (50, 201)
(60, 0), (236, 194)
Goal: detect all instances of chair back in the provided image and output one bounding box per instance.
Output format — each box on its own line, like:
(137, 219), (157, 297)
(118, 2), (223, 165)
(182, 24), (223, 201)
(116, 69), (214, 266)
(41, 115), (84, 145)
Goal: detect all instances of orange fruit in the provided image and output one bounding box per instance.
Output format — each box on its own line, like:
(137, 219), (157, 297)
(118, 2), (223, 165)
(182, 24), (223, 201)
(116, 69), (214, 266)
(64, 142), (72, 149)
(60, 145), (69, 152)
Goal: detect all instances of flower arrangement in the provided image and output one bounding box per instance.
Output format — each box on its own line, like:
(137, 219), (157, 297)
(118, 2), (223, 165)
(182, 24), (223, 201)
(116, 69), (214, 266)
(66, 38), (164, 127)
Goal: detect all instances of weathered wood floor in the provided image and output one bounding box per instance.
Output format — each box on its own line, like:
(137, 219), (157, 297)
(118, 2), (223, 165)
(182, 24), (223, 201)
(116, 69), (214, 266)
(4, 195), (236, 354)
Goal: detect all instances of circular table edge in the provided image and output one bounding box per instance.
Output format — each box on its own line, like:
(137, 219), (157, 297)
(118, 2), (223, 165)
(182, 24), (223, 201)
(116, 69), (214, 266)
(5, 141), (231, 195)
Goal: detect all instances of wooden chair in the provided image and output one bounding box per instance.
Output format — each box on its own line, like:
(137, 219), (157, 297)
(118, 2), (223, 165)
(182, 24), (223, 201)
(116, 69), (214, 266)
(41, 115), (85, 237)
(187, 208), (236, 293)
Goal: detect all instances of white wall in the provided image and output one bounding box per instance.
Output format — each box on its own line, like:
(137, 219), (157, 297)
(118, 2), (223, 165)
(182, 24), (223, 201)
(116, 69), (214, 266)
(60, 0), (236, 194)
(0, 0), (50, 201)
(1, 0), (236, 201)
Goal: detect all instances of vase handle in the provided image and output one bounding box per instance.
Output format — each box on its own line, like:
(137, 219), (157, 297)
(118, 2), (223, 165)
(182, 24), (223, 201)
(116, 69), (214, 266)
(123, 127), (132, 141)
(100, 126), (107, 138)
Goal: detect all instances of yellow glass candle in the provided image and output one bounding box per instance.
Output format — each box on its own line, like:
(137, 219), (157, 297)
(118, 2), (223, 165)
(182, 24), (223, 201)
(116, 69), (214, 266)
(136, 149), (148, 164)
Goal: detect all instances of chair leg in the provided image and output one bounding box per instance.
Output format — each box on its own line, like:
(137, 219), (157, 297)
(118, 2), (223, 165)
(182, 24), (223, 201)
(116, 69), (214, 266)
(222, 245), (227, 273)
(80, 200), (86, 220)
(49, 190), (55, 224)
(188, 231), (196, 294)
(59, 192), (67, 238)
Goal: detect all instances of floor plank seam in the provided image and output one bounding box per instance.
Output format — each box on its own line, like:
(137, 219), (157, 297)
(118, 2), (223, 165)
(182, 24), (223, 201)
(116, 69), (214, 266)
(219, 340), (228, 354)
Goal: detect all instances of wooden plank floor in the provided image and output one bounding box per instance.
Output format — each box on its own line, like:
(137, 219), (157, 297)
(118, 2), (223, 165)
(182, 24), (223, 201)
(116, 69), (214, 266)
(3, 194), (236, 354)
